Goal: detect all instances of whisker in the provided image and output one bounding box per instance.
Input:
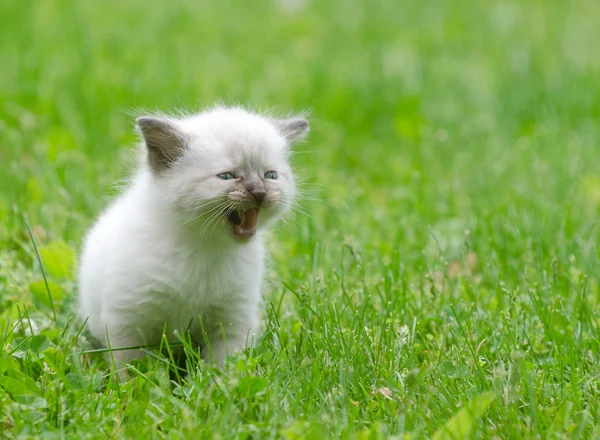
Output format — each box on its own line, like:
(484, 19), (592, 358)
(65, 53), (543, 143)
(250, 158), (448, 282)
(291, 207), (313, 219)
(294, 195), (331, 204)
(178, 200), (230, 239)
(207, 205), (234, 236)
(283, 200), (314, 219)
(177, 200), (227, 227)
(171, 197), (222, 215)
(198, 202), (231, 237)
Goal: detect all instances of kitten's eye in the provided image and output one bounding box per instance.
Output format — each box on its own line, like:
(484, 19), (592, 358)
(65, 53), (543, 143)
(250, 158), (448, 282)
(264, 171), (278, 180)
(218, 172), (235, 181)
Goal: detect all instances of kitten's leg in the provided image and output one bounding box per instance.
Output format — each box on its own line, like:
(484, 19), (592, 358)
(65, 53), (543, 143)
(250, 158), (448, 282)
(201, 304), (260, 366)
(102, 326), (145, 381)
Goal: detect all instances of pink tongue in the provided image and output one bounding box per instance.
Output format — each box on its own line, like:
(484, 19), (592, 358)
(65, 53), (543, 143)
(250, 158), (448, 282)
(233, 208), (258, 238)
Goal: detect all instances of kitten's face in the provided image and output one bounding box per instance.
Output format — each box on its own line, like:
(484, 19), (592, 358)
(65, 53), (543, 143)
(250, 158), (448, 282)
(137, 108), (308, 241)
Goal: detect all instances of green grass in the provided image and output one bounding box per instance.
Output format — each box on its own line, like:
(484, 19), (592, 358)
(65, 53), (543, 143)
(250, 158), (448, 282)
(2, 0), (600, 437)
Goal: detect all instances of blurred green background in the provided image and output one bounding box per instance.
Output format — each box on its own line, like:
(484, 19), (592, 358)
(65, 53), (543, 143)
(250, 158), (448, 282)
(1, 0), (600, 437)
(3, 0), (599, 255)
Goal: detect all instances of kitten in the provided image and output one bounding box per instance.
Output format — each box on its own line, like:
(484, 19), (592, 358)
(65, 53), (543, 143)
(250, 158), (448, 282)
(77, 106), (308, 376)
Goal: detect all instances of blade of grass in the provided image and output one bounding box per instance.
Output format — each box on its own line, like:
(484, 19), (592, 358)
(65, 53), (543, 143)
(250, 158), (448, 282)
(23, 214), (57, 322)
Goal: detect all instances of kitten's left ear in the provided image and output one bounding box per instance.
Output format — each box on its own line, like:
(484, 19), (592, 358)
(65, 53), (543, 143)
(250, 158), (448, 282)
(272, 118), (309, 143)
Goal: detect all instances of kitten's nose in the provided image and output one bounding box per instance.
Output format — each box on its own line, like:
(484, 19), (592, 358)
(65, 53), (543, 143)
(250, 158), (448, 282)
(246, 178), (267, 205)
(250, 188), (267, 204)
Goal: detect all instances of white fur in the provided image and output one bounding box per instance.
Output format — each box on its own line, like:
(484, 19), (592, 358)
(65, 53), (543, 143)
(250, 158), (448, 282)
(77, 107), (307, 374)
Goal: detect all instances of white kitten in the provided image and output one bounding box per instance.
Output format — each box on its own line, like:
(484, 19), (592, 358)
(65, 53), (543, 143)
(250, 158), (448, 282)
(77, 106), (308, 375)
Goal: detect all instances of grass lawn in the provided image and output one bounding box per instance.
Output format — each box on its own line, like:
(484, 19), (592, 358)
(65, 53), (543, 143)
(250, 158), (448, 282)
(2, 0), (600, 438)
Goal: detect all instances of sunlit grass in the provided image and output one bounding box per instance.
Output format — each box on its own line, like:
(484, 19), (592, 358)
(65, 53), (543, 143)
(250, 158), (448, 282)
(1, 0), (600, 438)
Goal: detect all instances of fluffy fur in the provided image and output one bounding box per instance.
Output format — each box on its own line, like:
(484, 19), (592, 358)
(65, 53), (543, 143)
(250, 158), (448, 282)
(77, 106), (308, 374)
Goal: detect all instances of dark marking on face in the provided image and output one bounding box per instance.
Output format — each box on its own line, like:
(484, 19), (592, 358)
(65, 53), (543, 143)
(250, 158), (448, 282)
(245, 176), (267, 205)
(226, 174), (273, 207)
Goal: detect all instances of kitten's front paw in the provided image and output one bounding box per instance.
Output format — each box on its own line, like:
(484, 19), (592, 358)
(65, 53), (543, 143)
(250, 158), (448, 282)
(202, 338), (248, 366)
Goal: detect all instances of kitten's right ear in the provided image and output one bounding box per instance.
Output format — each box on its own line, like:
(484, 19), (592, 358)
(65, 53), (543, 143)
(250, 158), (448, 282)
(137, 116), (187, 173)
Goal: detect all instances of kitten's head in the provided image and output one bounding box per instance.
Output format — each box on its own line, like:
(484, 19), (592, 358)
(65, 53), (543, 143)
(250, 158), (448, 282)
(136, 107), (308, 241)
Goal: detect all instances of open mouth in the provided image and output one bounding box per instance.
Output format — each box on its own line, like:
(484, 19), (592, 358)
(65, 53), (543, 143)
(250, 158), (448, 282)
(227, 208), (259, 239)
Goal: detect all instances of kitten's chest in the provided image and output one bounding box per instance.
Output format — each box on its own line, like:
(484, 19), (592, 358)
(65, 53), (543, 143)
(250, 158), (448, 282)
(167, 245), (263, 308)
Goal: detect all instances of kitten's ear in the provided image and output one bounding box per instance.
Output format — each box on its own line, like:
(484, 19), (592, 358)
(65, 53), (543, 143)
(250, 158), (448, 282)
(136, 116), (187, 173)
(272, 118), (309, 143)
